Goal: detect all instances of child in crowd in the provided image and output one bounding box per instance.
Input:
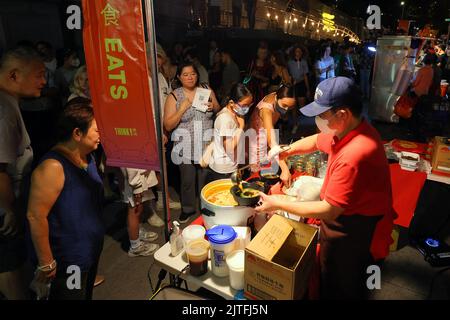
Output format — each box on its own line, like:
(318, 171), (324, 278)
(120, 168), (161, 257)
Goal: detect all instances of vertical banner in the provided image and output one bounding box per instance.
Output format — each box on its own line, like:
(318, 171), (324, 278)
(81, 0), (160, 170)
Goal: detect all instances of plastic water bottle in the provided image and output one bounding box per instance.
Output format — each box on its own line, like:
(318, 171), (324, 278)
(169, 221), (184, 257)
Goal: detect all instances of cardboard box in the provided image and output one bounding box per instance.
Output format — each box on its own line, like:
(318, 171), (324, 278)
(244, 214), (318, 300)
(431, 136), (450, 176)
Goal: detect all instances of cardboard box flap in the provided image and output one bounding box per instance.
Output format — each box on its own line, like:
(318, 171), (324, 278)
(246, 214), (293, 261)
(431, 136), (450, 174)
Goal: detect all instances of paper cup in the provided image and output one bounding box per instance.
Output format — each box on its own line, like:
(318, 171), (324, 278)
(226, 250), (245, 290)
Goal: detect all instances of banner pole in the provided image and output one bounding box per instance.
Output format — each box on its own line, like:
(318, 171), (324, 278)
(143, 0), (171, 243)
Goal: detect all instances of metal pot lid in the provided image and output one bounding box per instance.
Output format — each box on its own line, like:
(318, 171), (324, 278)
(206, 225), (237, 244)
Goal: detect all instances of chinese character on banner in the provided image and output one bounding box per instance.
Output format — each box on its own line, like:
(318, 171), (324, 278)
(82, 0), (160, 170)
(100, 3), (120, 26)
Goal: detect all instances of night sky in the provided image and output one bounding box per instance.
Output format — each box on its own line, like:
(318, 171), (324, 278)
(319, 0), (450, 32)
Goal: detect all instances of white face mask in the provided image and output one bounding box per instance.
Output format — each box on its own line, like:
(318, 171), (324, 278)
(315, 115), (337, 135)
(71, 58), (81, 68)
(45, 58), (57, 73)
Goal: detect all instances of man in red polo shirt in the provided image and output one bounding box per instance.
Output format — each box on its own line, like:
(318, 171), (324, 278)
(256, 77), (395, 299)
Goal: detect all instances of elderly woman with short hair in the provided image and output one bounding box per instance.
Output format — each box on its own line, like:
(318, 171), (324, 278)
(27, 102), (104, 300)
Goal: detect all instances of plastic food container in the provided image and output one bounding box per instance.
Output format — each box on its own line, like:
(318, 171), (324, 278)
(206, 225), (237, 277)
(226, 250), (245, 290)
(185, 239), (210, 276)
(399, 151), (420, 171)
(182, 225), (206, 246)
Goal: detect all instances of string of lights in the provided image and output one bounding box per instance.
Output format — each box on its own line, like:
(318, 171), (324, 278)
(264, 5), (361, 43)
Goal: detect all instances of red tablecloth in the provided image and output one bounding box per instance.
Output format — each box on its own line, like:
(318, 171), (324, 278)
(390, 163), (427, 228)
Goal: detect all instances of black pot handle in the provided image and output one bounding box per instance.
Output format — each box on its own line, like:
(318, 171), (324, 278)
(201, 208), (215, 217)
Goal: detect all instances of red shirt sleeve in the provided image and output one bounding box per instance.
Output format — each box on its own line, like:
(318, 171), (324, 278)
(323, 162), (358, 209)
(316, 133), (334, 154)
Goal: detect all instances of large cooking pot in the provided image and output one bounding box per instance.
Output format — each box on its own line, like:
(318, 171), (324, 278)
(200, 179), (255, 230)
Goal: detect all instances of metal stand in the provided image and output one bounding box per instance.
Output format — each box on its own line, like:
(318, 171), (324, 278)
(143, 0), (174, 287)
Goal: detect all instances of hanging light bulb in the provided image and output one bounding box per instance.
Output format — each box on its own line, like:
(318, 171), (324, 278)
(316, 29), (319, 33)
(275, 15), (278, 20)
(302, 24), (306, 28)
(267, 13), (271, 18)
(311, 21), (315, 26)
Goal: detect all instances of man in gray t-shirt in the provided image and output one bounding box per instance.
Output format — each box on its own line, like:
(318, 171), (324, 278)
(0, 46), (46, 300)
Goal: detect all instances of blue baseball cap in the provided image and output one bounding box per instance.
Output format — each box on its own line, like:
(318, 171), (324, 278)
(300, 77), (362, 117)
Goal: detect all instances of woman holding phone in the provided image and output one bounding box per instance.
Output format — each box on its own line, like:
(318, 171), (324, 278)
(164, 62), (220, 223)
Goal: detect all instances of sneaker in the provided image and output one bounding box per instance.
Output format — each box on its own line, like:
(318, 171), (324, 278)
(169, 198), (181, 209)
(156, 192), (181, 210)
(128, 242), (160, 257)
(147, 212), (165, 227)
(139, 227), (158, 242)
(179, 211), (195, 224)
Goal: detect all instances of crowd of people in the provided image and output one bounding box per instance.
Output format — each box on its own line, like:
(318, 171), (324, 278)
(1, 34), (449, 300)
(402, 41), (450, 141)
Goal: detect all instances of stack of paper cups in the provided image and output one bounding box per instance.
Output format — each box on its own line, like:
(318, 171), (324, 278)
(226, 250), (245, 290)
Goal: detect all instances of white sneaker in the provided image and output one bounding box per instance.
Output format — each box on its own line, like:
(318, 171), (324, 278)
(139, 227), (158, 242)
(147, 212), (165, 227)
(156, 191), (181, 210)
(128, 242), (160, 257)
(168, 198), (181, 209)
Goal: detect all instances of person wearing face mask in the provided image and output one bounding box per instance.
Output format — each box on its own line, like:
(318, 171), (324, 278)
(206, 83), (253, 182)
(248, 85), (296, 187)
(255, 77), (395, 300)
(55, 49), (80, 104)
(36, 41), (57, 88)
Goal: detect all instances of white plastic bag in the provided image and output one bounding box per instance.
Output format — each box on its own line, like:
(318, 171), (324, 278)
(284, 176), (324, 201)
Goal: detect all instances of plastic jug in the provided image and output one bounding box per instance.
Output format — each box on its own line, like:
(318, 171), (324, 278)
(206, 225), (237, 277)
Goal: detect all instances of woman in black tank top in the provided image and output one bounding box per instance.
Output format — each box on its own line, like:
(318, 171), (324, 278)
(268, 51), (292, 93)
